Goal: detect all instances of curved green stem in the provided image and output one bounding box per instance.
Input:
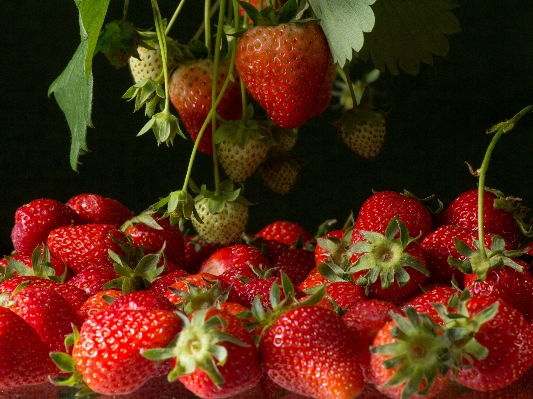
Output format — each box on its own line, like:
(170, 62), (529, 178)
(165, 0), (187, 35)
(476, 105), (533, 258)
(151, 0), (171, 114)
(205, 0), (212, 57)
(180, 41), (238, 192)
(342, 66), (358, 108)
(192, 0), (220, 42)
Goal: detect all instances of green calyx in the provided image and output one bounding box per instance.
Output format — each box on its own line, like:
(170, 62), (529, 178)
(168, 279), (232, 315)
(372, 307), (453, 399)
(348, 217), (429, 293)
(316, 226), (354, 266)
(1, 245), (66, 283)
(448, 235), (526, 281)
(432, 289), (497, 370)
(143, 308), (248, 386)
(237, 0), (311, 28)
(191, 179), (253, 220)
(102, 236), (166, 293)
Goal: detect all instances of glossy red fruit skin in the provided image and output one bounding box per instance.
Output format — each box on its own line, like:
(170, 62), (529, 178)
(108, 290), (176, 311)
(199, 243), (272, 276)
(0, 249), (68, 278)
(73, 309), (182, 396)
(235, 23), (334, 129)
(453, 296), (533, 391)
(11, 198), (82, 256)
(66, 193), (133, 227)
(343, 299), (401, 384)
(437, 189), (522, 248)
(0, 307), (59, 389)
(261, 306), (364, 399)
(125, 215), (185, 267)
(273, 247), (316, 286)
(464, 260), (533, 321)
(352, 191), (434, 243)
(76, 289), (124, 321)
(148, 269), (190, 298)
(168, 58), (242, 154)
(8, 285), (83, 353)
(177, 308), (262, 399)
(184, 235), (226, 274)
(370, 320), (449, 399)
(314, 228), (347, 266)
(67, 264), (119, 296)
(255, 220), (313, 247)
(0, 275), (89, 312)
(405, 284), (460, 324)
(47, 223), (127, 273)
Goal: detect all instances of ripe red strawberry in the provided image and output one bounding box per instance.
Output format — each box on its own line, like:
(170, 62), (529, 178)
(353, 190), (434, 243)
(184, 235), (226, 274)
(47, 223), (127, 273)
(260, 305), (364, 399)
(273, 246), (316, 286)
(123, 214), (185, 266)
(235, 22), (335, 129)
(350, 217), (429, 304)
(437, 188), (522, 248)
(76, 288), (124, 320)
(255, 220), (313, 247)
(0, 244), (68, 280)
(2, 285), (83, 352)
(67, 264), (120, 295)
(0, 275), (89, 312)
(72, 308), (182, 395)
(370, 308), (451, 399)
(144, 307), (262, 398)
(420, 225), (510, 287)
(315, 227), (353, 266)
(66, 193), (133, 227)
(436, 293), (533, 391)
(0, 307), (59, 388)
(148, 268), (189, 297)
(108, 290), (175, 311)
(343, 299), (401, 383)
(11, 198), (81, 256)
(199, 243), (272, 276)
(405, 283), (460, 324)
(163, 272), (224, 308)
(168, 58), (242, 154)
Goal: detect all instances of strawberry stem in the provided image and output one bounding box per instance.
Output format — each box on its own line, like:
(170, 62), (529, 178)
(475, 105), (533, 259)
(205, 0), (213, 57)
(150, 0), (170, 114)
(165, 0), (187, 35)
(120, 0), (129, 24)
(342, 66), (358, 108)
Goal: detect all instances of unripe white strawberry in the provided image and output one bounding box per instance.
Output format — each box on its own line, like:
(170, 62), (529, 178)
(260, 154), (302, 195)
(129, 37), (181, 83)
(271, 126), (298, 152)
(339, 109), (386, 159)
(192, 198), (249, 245)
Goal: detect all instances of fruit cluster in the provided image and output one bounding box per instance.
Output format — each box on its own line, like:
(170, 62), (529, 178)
(1, 186), (533, 399)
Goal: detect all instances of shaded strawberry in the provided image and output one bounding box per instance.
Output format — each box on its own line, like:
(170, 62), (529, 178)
(338, 108), (386, 159)
(259, 152), (303, 195)
(66, 193), (133, 228)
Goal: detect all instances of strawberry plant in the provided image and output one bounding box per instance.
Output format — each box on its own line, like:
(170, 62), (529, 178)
(5, 0), (533, 398)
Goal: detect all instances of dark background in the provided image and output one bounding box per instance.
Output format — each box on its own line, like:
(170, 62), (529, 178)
(1, 1), (533, 257)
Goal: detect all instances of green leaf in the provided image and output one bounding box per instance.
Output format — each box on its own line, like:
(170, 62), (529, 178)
(78, 0), (111, 79)
(48, 36), (93, 172)
(358, 0), (461, 75)
(308, 0), (376, 67)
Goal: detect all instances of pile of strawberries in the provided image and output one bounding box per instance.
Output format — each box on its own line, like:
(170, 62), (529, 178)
(1, 188), (533, 399)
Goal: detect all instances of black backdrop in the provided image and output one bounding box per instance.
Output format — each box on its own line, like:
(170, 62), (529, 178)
(2, 1), (533, 256)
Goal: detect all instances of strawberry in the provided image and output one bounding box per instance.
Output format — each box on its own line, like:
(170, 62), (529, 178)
(0, 307), (59, 388)
(434, 291), (533, 391)
(349, 217), (430, 304)
(163, 272), (223, 307)
(271, 125), (298, 152)
(273, 246), (316, 286)
(199, 243), (272, 276)
(76, 288), (124, 320)
(66, 264), (120, 295)
(370, 307), (452, 399)
(215, 113), (272, 183)
(260, 305), (364, 399)
(405, 283), (460, 324)
(169, 58), (242, 154)
(338, 108), (386, 159)
(191, 181), (249, 245)
(353, 190), (435, 243)
(0, 275), (89, 312)
(420, 225), (509, 287)
(315, 227), (353, 267)
(1, 244), (68, 280)
(184, 235), (226, 274)
(342, 299), (401, 383)
(128, 35), (182, 83)
(66, 193), (133, 227)
(437, 188), (523, 248)
(235, 22), (335, 129)
(1, 284), (83, 352)
(11, 198), (81, 256)
(148, 268), (189, 298)
(123, 213), (185, 266)
(71, 308), (182, 395)
(108, 290), (175, 311)
(255, 220), (313, 247)
(47, 223), (127, 273)
(260, 153), (302, 195)
(143, 307), (262, 398)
